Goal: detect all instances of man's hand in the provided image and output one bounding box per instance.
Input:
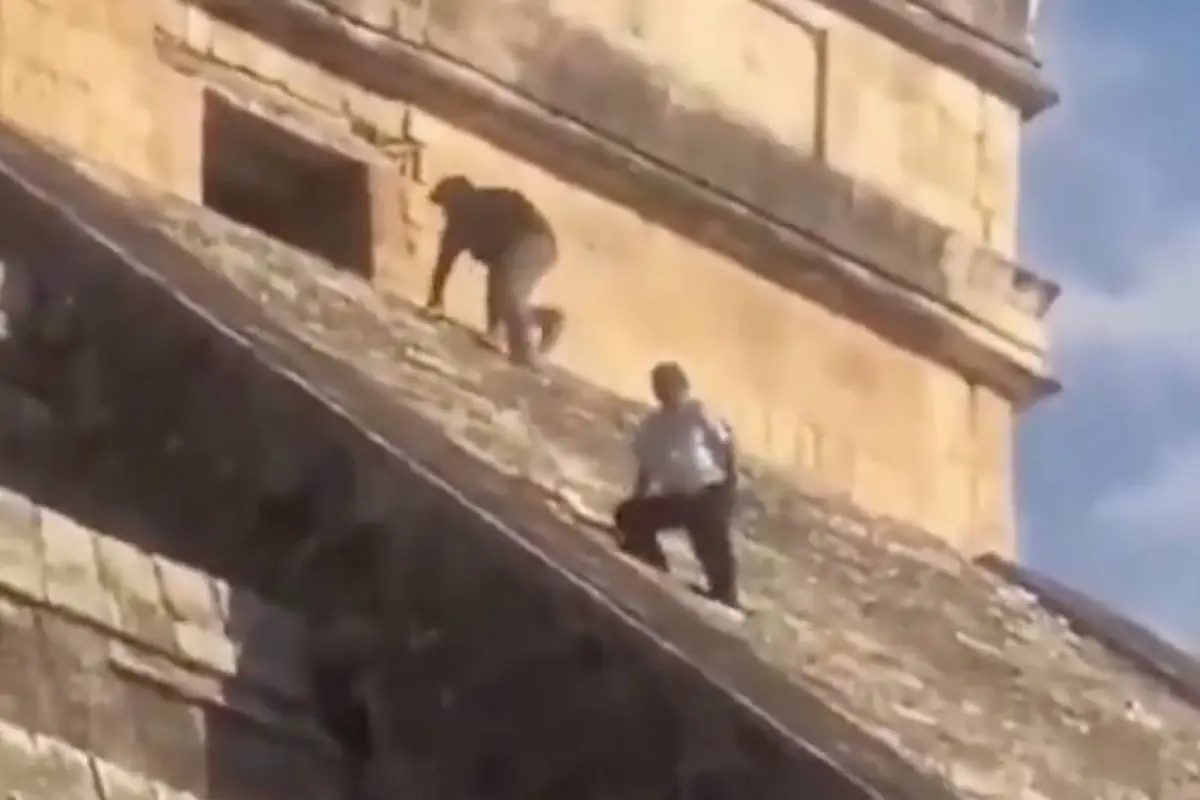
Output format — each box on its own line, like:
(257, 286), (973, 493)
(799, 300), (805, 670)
(421, 299), (446, 320)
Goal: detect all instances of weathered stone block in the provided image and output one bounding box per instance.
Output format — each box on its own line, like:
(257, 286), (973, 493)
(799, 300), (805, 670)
(95, 536), (177, 650)
(323, 0), (401, 31)
(37, 616), (143, 766)
(0, 596), (50, 732)
(155, 558), (222, 630)
(41, 509), (116, 627)
(0, 717), (41, 794)
(0, 485), (43, 599)
(24, 731), (103, 799)
(172, 620), (239, 675)
(120, 675), (208, 794)
(181, 4), (214, 54)
(93, 758), (159, 800)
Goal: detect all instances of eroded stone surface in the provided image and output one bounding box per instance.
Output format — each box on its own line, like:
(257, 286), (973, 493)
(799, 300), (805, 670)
(143, 198), (1200, 799)
(0, 124), (1195, 798)
(0, 122), (936, 798)
(0, 0), (1053, 557)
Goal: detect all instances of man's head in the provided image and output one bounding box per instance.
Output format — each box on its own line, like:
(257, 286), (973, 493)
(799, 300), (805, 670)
(650, 361), (690, 408)
(429, 175), (474, 209)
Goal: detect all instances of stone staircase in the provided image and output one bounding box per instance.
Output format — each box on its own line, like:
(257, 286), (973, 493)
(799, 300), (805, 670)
(0, 123), (1197, 799)
(0, 126), (884, 799)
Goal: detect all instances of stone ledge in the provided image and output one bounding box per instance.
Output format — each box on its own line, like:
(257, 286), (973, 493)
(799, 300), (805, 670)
(887, 0), (1032, 50)
(815, 0), (1053, 115)
(182, 0), (1058, 404)
(0, 485), (308, 707)
(0, 705), (339, 800)
(0, 714), (199, 800)
(339, 0), (1055, 116)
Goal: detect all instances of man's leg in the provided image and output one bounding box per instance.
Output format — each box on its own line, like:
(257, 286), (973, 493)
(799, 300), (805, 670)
(497, 235), (554, 366)
(685, 485), (739, 607)
(531, 305), (566, 356)
(479, 267), (506, 353)
(613, 494), (689, 572)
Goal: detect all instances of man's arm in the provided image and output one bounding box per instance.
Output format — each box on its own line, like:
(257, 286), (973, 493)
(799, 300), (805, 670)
(630, 420), (652, 497)
(426, 224), (465, 310)
(701, 411), (737, 487)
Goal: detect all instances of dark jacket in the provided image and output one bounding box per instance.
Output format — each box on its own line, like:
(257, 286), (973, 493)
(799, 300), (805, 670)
(439, 188), (554, 268)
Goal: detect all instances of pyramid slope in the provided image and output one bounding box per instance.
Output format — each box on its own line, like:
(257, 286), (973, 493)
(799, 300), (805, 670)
(0, 124), (1196, 799)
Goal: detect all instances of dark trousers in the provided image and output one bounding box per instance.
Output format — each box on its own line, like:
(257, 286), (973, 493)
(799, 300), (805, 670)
(614, 483), (739, 606)
(486, 233), (564, 365)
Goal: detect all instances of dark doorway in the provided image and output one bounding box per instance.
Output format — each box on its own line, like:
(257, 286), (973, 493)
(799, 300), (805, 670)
(201, 91), (374, 278)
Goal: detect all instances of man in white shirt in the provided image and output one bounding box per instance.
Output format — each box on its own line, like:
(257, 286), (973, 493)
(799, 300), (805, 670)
(613, 362), (742, 612)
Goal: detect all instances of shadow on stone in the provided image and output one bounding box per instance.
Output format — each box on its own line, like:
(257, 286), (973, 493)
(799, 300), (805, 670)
(0, 122), (944, 798)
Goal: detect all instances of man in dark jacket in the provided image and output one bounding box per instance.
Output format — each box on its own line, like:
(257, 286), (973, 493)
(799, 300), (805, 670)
(425, 175), (565, 368)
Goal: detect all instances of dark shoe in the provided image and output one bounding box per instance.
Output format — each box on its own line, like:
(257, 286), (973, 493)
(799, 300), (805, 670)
(509, 353), (544, 372)
(533, 306), (566, 355)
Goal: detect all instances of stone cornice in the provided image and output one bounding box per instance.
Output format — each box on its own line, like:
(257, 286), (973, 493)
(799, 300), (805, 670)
(179, 0), (1059, 404)
(783, 0), (1056, 118)
(894, 0), (1033, 49)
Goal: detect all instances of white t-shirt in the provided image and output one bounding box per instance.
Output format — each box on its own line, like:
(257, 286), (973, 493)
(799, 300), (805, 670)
(632, 400), (732, 495)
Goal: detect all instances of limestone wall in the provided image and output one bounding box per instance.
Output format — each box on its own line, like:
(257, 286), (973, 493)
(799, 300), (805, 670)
(0, 0), (1030, 553)
(0, 488), (339, 799)
(0, 0), (201, 196)
(422, 0), (1022, 254)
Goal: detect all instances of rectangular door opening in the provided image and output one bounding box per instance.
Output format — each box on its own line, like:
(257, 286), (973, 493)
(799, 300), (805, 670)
(201, 91), (374, 278)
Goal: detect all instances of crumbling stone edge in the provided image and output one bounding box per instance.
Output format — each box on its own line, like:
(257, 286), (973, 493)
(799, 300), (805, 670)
(0, 712), (205, 800)
(0, 485), (322, 747)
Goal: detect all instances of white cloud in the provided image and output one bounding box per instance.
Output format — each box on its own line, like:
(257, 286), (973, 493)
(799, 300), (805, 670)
(1053, 220), (1200, 379)
(1019, 7), (1200, 646)
(1091, 433), (1200, 537)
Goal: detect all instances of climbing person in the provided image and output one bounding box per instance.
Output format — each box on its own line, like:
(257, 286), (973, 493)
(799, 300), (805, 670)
(424, 175), (565, 368)
(613, 362), (743, 615)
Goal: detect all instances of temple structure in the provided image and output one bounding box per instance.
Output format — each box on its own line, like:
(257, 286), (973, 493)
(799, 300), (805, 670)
(0, 0), (1197, 798)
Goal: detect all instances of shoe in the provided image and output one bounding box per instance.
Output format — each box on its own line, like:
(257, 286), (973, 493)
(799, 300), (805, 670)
(689, 584), (746, 619)
(533, 307), (566, 355)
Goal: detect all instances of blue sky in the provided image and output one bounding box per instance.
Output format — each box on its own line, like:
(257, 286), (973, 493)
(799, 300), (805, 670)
(1019, 3), (1200, 648)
